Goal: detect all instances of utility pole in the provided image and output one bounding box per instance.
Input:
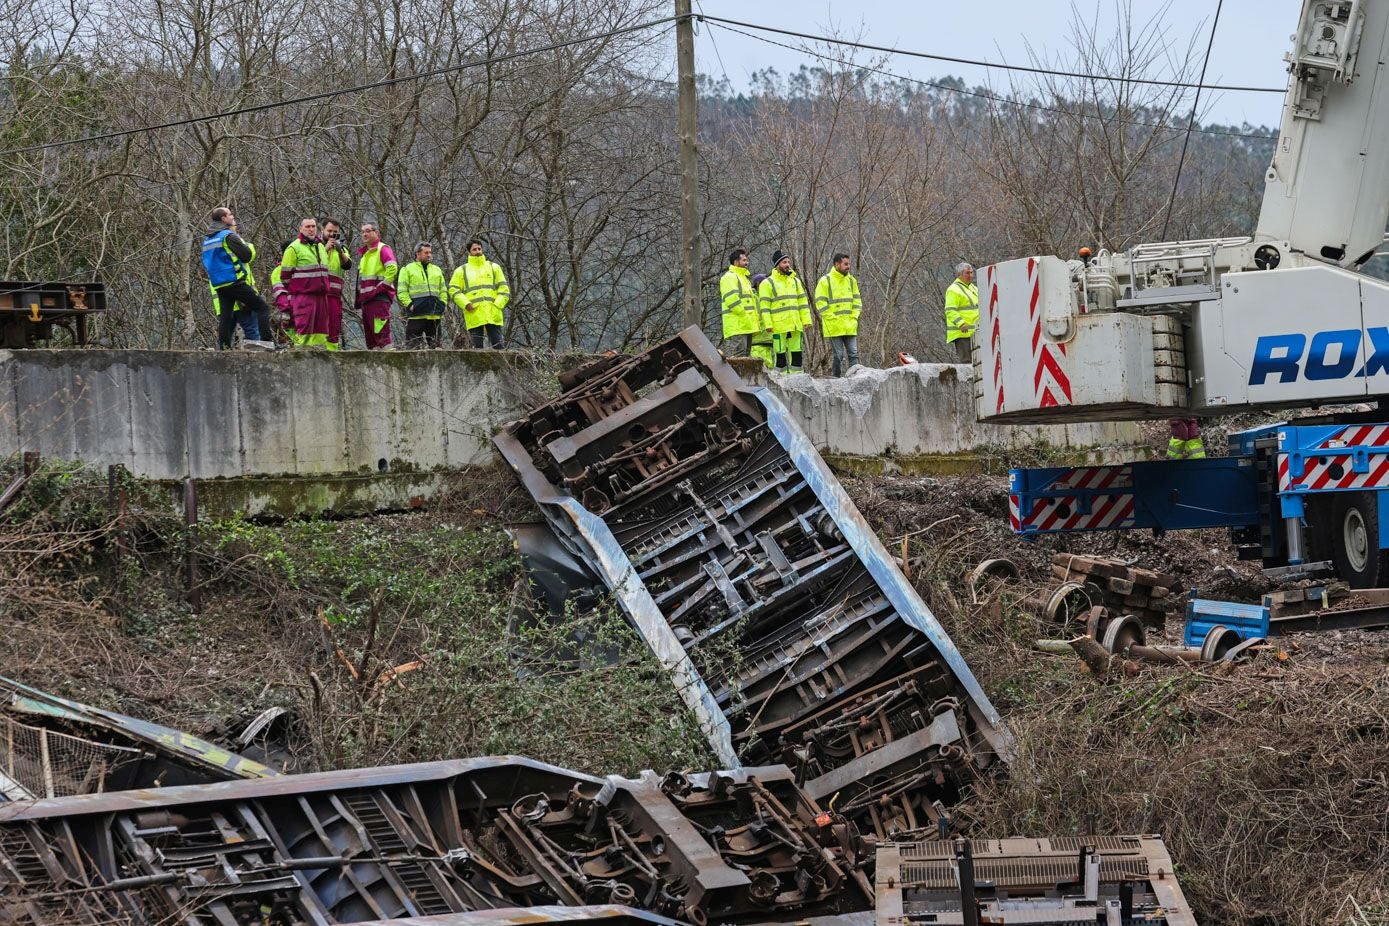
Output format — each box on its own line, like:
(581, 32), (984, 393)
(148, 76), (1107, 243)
(676, 0), (702, 331)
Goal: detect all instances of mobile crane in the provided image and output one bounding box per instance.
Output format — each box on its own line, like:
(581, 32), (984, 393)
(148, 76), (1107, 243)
(979, 0), (1389, 586)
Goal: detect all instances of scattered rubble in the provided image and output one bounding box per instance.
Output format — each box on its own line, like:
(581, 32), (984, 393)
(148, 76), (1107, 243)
(494, 330), (1010, 839)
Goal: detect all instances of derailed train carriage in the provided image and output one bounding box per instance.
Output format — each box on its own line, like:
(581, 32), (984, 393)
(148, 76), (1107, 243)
(494, 330), (1012, 838)
(0, 757), (873, 925)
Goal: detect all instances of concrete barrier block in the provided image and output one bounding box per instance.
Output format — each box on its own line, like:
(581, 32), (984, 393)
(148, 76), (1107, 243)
(392, 355), (448, 469)
(340, 353), (443, 475)
(184, 356), (245, 478)
(236, 356), (298, 477)
(440, 362), (514, 468)
(11, 355), (132, 465)
(127, 352), (188, 479)
(283, 353), (349, 475)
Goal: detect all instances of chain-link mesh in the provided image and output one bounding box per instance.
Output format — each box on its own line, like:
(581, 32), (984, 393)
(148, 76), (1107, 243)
(0, 714), (142, 799)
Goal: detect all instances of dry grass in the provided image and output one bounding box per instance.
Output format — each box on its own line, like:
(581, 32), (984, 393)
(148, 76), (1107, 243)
(847, 471), (1389, 925)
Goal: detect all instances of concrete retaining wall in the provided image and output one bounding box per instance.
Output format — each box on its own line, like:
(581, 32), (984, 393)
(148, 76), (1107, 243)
(741, 363), (1144, 472)
(2, 350), (1143, 515)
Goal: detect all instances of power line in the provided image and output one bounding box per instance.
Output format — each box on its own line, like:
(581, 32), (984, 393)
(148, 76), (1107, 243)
(706, 21), (1273, 142)
(1162, 0), (1225, 239)
(0, 16), (680, 158)
(1, 11), (1281, 160)
(696, 14), (1285, 94)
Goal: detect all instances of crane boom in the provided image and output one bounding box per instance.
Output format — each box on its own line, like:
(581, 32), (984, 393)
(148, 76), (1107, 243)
(1258, 0), (1389, 267)
(976, 0), (1389, 425)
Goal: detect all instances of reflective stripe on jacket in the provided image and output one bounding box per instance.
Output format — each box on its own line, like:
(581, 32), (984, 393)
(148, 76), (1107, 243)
(269, 264), (290, 312)
(449, 257), (510, 329)
(719, 266), (759, 337)
(758, 270), (810, 335)
(815, 269), (862, 338)
(325, 245), (350, 296)
(281, 238), (332, 295)
(357, 243), (398, 302)
(1166, 437), (1207, 460)
(944, 278), (979, 343)
(397, 261), (448, 319)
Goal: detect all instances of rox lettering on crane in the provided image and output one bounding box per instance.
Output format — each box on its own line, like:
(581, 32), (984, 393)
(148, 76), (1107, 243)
(1249, 328), (1389, 384)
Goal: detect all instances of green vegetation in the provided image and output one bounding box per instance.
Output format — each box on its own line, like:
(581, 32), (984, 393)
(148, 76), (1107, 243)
(0, 459), (712, 777)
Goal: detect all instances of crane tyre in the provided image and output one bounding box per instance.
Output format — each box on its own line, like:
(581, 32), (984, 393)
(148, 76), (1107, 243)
(1330, 492), (1389, 588)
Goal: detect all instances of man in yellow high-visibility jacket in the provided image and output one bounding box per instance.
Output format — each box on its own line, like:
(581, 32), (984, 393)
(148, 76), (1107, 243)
(397, 241), (448, 349)
(759, 250), (811, 373)
(815, 252), (862, 377)
(718, 248), (760, 358)
(944, 261), (979, 363)
(450, 238), (510, 349)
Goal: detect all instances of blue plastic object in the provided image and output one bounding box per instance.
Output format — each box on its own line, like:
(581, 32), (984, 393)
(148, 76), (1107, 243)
(1184, 598), (1270, 646)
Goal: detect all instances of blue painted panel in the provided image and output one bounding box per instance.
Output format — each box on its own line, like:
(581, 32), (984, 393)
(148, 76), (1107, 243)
(1011, 457), (1259, 536)
(1183, 599), (1269, 646)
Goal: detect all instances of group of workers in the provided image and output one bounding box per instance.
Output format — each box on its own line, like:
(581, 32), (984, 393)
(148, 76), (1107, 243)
(719, 249), (980, 375)
(202, 207), (509, 351)
(204, 207), (987, 370)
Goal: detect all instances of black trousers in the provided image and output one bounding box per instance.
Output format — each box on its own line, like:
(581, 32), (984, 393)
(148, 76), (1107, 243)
(405, 317), (441, 349)
(469, 323), (504, 349)
(214, 282), (269, 349)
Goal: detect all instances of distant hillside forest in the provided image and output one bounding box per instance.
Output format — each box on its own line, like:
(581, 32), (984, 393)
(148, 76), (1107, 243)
(1, 0), (1276, 361)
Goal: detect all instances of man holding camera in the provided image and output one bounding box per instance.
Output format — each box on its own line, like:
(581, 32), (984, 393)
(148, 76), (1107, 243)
(320, 218), (353, 350)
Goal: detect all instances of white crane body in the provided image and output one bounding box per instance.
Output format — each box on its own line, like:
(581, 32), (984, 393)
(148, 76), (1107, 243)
(994, 1), (1389, 589)
(977, 0), (1389, 424)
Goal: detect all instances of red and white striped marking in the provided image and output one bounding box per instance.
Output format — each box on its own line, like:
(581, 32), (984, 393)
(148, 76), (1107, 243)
(1278, 425), (1389, 492)
(1050, 465), (1133, 490)
(1026, 257), (1072, 408)
(1012, 493), (1137, 532)
(986, 264), (1005, 415)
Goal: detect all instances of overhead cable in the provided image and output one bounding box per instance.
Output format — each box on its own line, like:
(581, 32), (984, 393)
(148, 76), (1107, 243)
(706, 21), (1274, 142)
(0, 16), (679, 157)
(696, 14), (1284, 94)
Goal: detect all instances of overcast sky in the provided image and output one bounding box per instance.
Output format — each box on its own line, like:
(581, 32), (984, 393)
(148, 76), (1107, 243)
(690, 0), (1297, 128)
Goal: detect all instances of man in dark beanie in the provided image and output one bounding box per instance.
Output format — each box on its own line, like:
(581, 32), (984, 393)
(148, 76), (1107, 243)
(757, 250), (811, 373)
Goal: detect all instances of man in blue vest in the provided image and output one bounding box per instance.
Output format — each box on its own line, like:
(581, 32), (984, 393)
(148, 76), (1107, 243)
(202, 206), (273, 350)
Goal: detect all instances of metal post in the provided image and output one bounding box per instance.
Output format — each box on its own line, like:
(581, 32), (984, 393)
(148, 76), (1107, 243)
(955, 838), (979, 926)
(109, 465), (128, 622)
(184, 478), (202, 612)
(1285, 515), (1305, 564)
(676, 0), (702, 331)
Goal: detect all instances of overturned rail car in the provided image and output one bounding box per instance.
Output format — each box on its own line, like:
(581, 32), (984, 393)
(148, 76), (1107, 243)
(494, 330), (1011, 838)
(0, 756), (872, 925)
